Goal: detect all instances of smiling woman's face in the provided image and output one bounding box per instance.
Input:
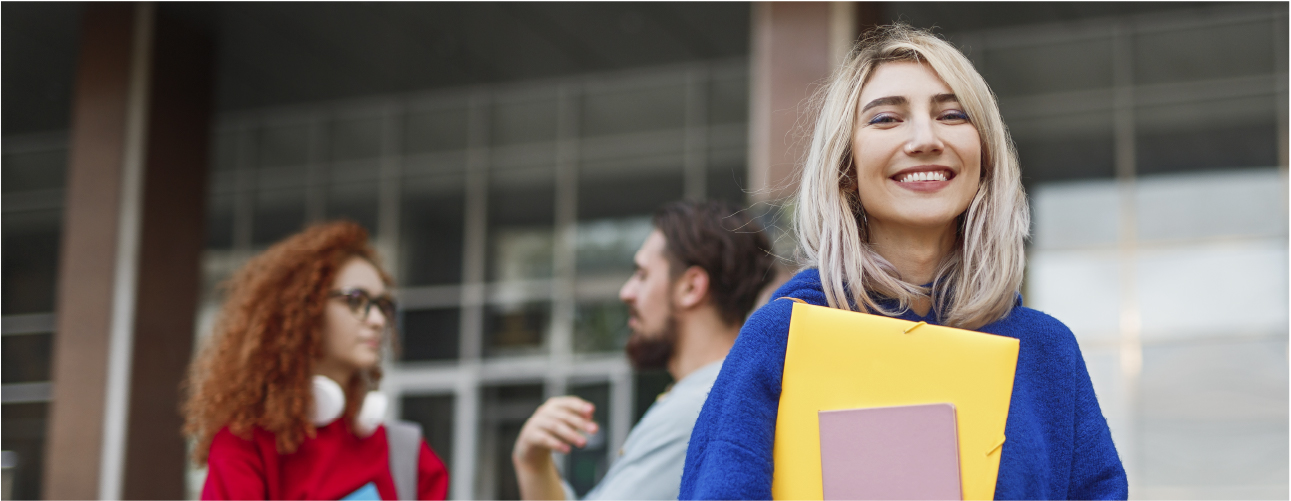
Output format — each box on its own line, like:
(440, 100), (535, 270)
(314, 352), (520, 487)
(852, 61), (981, 234)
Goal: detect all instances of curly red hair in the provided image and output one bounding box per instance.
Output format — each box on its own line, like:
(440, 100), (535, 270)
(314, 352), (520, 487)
(183, 220), (392, 465)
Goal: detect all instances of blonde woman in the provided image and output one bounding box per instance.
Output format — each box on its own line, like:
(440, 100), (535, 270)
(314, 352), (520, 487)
(679, 25), (1127, 500)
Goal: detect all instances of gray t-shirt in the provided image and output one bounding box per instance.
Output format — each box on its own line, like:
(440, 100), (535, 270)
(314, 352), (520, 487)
(568, 359), (723, 501)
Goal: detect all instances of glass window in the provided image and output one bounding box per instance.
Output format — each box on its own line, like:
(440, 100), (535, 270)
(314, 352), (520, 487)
(707, 162), (749, 206)
(488, 170), (555, 282)
(1135, 95), (1279, 175)
(401, 176), (465, 286)
(983, 38), (1114, 97)
(491, 97), (557, 146)
(578, 160), (683, 222)
(574, 217), (651, 278)
(1030, 181), (1121, 250)
(1, 402), (48, 501)
(401, 307), (461, 362)
(329, 157), (381, 186)
(405, 107), (469, 154)
(477, 384), (545, 500)
(582, 83), (686, 137)
(1134, 20), (1276, 85)
(709, 74), (748, 125)
(1008, 111), (1115, 187)
(1134, 168), (1286, 243)
(251, 188), (306, 247)
(211, 130), (240, 172)
(1, 148), (66, 194)
(575, 164), (680, 277)
(400, 394), (456, 470)
(258, 124), (310, 168)
(2, 333), (53, 384)
(573, 300), (630, 354)
(206, 193), (235, 250)
(1, 211), (62, 315)
(330, 117), (382, 161)
(484, 301), (550, 357)
(1136, 243), (1288, 343)
(565, 382), (611, 497)
(326, 181), (379, 237)
(1136, 339), (1288, 490)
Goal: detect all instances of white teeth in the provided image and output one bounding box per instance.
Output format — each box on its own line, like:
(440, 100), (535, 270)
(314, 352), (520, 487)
(898, 171), (949, 182)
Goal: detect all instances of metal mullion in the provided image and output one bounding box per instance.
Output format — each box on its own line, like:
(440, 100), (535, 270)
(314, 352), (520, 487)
(1111, 23), (1142, 492)
(548, 83), (581, 400)
(377, 101), (404, 278)
(377, 100), (407, 425)
(451, 90), (491, 501)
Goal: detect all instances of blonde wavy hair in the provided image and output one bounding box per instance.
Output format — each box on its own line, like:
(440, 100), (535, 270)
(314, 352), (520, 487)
(795, 24), (1029, 330)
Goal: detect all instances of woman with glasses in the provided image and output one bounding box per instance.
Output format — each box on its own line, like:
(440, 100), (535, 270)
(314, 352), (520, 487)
(183, 221), (449, 500)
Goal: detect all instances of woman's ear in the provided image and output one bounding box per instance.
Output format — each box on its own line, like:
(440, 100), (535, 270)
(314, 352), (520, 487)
(672, 266), (711, 310)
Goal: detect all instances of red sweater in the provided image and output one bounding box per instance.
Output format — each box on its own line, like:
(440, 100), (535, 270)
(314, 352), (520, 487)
(202, 421), (449, 500)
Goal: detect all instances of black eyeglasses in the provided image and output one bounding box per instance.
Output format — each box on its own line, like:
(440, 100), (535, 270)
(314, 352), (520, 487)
(329, 288), (397, 322)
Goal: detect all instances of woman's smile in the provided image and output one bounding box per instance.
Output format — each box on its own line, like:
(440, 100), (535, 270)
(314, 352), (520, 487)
(890, 165), (958, 192)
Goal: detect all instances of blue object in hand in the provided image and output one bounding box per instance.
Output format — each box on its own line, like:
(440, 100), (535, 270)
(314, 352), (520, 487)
(342, 482), (381, 500)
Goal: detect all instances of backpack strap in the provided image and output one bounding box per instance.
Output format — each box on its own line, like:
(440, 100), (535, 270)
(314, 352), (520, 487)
(385, 419), (423, 501)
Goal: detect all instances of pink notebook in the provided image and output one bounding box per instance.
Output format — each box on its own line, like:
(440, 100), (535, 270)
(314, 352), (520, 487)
(818, 403), (962, 500)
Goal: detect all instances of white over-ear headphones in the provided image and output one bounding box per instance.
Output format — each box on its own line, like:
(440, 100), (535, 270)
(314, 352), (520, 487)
(311, 375), (387, 437)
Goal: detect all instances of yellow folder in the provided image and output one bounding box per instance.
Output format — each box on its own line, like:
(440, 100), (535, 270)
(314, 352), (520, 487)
(772, 299), (1020, 500)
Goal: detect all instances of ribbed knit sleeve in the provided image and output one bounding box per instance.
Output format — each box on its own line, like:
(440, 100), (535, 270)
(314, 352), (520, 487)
(1065, 337), (1129, 499)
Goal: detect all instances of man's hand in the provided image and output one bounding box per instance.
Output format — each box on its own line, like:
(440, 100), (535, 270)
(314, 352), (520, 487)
(512, 396), (600, 500)
(514, 396), (600, 463)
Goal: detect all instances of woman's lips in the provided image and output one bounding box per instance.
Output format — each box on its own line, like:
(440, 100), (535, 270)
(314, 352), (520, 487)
(890, 167), (955, 192)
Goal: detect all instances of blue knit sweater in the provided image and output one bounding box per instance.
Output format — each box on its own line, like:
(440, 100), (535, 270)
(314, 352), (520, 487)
(679, 269), (1127, 500)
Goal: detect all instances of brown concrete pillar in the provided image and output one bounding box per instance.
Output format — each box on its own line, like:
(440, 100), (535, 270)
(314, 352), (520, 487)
(43, 3), (211, 499)
(747, 2), (881, 204)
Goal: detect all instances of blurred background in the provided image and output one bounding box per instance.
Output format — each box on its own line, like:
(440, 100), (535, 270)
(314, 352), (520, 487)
(1, 2), (1286, 500)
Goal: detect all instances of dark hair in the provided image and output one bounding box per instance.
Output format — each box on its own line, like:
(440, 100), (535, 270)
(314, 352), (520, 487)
(653, 200), (775, 326)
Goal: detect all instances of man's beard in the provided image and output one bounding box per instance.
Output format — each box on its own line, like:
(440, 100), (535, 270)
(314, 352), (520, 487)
(624, 311), (679, 370)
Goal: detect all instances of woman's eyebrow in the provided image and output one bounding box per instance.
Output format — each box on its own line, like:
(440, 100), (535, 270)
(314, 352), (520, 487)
(860, 96), (906, 113)
(933, 93), (959, 104)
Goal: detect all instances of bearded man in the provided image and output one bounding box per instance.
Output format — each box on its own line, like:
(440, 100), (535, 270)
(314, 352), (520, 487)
(512, 200), (775, 500)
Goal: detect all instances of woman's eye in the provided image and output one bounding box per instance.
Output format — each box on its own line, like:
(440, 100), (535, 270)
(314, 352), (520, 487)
(346, 295), (367, 311)
(940, 111), (970, 122)
(867, 114), (899, 125)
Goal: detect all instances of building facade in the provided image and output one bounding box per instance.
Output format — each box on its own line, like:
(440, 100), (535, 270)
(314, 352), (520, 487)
(2, 2), (1287, 500)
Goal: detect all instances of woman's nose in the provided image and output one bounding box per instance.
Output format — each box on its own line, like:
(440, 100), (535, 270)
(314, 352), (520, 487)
(903, 117), (944, 156)
(367, 305), (387, 328)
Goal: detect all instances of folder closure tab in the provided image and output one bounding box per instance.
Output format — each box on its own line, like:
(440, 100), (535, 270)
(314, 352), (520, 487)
(903, 321), (928, 334)
(986, 435), (1006, 456)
